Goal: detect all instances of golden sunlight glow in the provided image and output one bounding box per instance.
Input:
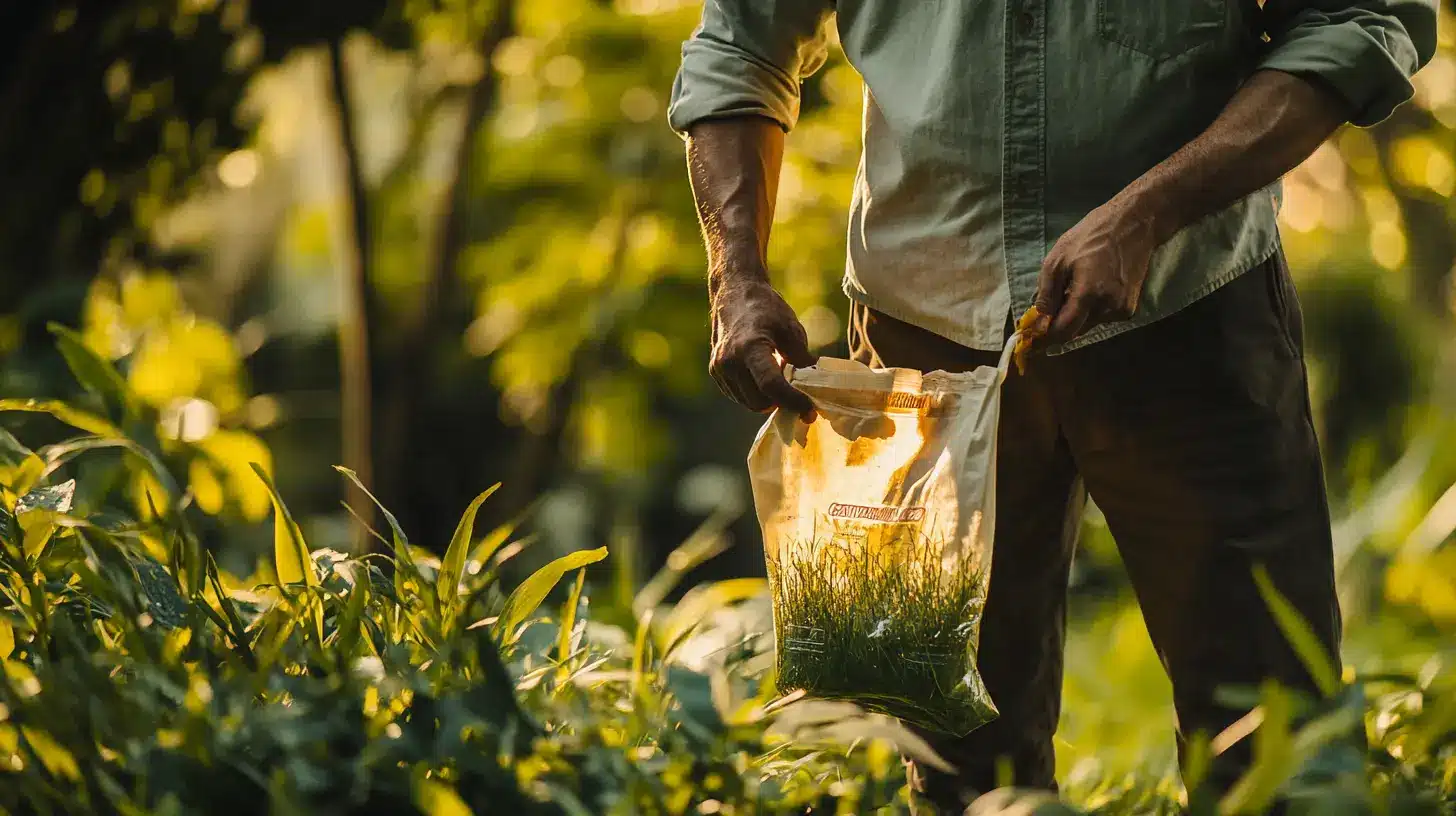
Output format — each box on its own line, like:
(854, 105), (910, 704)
(216, 149), (260, 188)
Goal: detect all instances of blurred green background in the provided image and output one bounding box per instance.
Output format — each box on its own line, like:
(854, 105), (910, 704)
(1, 0), (1454, 794)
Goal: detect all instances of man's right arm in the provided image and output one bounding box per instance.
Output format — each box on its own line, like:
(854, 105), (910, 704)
(668, 0), (835, 415)
(687, 117), (815, 414)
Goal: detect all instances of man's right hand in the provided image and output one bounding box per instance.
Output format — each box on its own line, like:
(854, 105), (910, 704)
(709, 275), (816, 416)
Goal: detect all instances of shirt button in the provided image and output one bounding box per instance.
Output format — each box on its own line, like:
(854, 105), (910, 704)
(1018, 10), (1037, 36)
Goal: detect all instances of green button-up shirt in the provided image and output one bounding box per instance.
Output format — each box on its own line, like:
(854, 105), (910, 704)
(668, 0), (1437, 354)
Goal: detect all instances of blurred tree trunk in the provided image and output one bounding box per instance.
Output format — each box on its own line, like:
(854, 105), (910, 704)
(325, 36), (379, 547)
(373, 1), (515, 547)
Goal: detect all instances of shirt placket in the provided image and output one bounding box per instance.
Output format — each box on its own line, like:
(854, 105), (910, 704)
(1001, 0), (1047, 322)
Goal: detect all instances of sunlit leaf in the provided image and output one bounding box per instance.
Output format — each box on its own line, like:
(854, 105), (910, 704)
(661, 577), (767, 652)
(1253, 564), (1340, 698)
(19, 727), (80, 781)
(19, 510), (59, 560)
(438, 483), (499, 618)
(191, 430), (273, 521)
(252, 463), (313, 587)
(414, 779), (474, 816)
(493, 547), (607, 645)
(556, 568), (587, 671)
(0, 399), (123, 438)
(0, 618), (13, 659)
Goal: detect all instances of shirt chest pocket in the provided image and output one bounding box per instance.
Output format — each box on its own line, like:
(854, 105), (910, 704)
(1098, 0), (1227, 61)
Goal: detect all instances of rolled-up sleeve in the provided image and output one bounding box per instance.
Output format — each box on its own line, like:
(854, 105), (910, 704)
(1258, 0), (1438, 127)
(667, 0), (836, 135)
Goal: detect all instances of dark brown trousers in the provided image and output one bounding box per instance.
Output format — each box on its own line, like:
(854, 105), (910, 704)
(846, 246), (1343, 811)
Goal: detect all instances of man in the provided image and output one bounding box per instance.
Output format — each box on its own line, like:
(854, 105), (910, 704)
(668, 0), (1436, 812)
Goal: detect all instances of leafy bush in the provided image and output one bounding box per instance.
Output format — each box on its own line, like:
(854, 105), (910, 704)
(0, 340), (1453, 815)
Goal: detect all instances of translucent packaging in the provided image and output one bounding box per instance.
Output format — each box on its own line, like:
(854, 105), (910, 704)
(747, 335), (1017, 735)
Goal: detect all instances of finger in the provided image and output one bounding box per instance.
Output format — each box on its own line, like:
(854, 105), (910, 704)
(744, 342), (815, 415)
(773, 318), (817, 368)
(1046, 285), (1095, 344)
(709, 364), (737, 403)
(1033, 249), (1072, 319)
(723, 357), (773, 412)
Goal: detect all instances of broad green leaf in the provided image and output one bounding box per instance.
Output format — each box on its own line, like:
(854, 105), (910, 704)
(0, 618), (13, 659)
(414, 780), (474, 816)
(49, 323), (134, 424)
(252, 464), (314, 589)
(493, 547), (607, 644)
(438, 483), (499, 617)
(1253, 564), (1340, 698)
(0, 399), (123, 438)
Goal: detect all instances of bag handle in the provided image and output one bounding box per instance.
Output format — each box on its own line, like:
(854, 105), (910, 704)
(996, 331), (1020, 382)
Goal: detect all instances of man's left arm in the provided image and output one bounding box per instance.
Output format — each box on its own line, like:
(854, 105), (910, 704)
(1033, 0), (1439, 345)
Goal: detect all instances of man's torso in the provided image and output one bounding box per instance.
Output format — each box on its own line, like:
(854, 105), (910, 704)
(835, 0), (1282, 354)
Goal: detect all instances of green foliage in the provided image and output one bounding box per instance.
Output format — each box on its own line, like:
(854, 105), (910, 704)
(0, 347), (1452, 814)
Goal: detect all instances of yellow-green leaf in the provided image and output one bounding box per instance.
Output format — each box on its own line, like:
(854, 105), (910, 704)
(20, 510), (59, 560)
(662, 577), (768, 651)
(1252, 564), (1340, 698)
(0, 618), (14, 659)
(556, 568), (587, 669)
(438, 484), (499, 616)
(414, 780), (474, 816)
(0, 399), (122, 438)
(7, 453), (46, 498)
(252, 463), (314, 589)
(493, 547), (607, 644)
(20, 727), (80, 780)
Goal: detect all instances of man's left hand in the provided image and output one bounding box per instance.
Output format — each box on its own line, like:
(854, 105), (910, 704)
(1030, 193), (1160, 346)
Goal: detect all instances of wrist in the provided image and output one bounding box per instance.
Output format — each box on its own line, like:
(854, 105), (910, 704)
(1116, 176), (1187, 247)
(708, 245), (771, 296)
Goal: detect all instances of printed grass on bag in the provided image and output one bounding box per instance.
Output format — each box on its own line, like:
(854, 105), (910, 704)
(767, 526), (997, 735)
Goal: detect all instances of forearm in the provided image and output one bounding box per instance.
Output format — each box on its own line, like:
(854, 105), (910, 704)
(685, 116), (786, 294)
(1122, 70), (1350, 246)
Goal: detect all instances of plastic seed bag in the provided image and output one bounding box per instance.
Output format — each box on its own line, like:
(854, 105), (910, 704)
(747, 334), (1018, 736)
